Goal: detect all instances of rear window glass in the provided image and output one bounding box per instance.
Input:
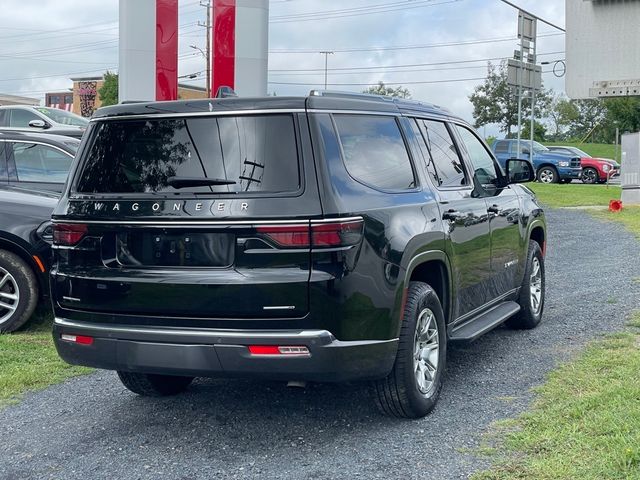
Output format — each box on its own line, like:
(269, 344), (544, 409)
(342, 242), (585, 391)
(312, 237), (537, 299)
(333, 114), (416, 191)
(494, 141), (508, 154)
(75, 115), (300, 194)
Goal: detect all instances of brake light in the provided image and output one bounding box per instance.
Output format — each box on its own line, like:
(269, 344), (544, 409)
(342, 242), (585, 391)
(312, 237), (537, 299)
(311, 220), (364, 247)
(255, 225), (310, 248)
(53, 223), (88, 246)
(256, 219), (363, 249)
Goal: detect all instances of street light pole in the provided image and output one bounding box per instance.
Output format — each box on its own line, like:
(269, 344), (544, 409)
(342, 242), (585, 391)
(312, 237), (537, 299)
(319, 51), (334, 90)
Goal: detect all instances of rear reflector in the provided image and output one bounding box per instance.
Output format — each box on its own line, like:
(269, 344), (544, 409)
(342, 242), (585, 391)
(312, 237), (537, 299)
(256, 219), (363, 249)
(60, 334), (94, 345)
(248, 345), (310, 356)
(53, 223), (88, 246)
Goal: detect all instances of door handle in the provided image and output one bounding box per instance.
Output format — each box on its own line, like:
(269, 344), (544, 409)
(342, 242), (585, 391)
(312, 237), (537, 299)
(442, 209), (463, 221)
(487, 204), (501, 215)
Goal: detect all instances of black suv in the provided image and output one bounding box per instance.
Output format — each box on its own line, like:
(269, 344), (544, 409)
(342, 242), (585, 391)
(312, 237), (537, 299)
(51, 92), (546, 418)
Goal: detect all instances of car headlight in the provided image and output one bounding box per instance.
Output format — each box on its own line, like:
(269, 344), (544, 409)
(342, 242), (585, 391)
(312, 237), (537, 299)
(558, 161), (570, 167)
(602, 164), (610, 171)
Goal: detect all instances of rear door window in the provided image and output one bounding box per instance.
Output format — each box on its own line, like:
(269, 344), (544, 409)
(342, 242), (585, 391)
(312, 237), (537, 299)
(417, 119), (468, 188)
(0, 110), (7, 127)
(333, 114), (416, 191)
(10, 143), (73, 183)
(75, 115), (300, 194)
(9, 109), (40, 128)
(494, 141), (508, 154)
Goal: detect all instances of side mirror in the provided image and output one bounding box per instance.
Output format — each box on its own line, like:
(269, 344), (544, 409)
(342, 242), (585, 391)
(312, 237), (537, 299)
(28, 119), (49, 129)
(506, 159), (535, 184)
(521, 148), (530, 155)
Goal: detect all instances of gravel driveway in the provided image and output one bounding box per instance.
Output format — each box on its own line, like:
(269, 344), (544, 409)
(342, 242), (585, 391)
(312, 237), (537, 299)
(1, 208), (638, 480)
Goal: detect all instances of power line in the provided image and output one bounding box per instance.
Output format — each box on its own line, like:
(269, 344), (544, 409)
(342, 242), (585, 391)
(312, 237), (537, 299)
(268, 70), (553, 87)
(497, 0), (565, 32)
(270, 32), (563, 54)
(270, 0), (462, 23)
(268, 51), (564, 73)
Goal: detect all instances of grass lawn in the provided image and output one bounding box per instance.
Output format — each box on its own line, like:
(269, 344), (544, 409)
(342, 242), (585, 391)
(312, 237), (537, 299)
(591, 206), (640, 238)
(542, 142), (618, 161)
(0, 308), (90, 407)
(527, 183), (621, 208)
(473, 314), (640, 480)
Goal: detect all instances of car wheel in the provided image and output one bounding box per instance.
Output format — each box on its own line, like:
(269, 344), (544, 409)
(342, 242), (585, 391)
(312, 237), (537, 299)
(537, 166), (558, 184)
(581, 167), (598, 184)
(506, 241), (545, 329)
(0, 250), (39, 333)
(117, 371), (194, 396)
(372, 281), (447, 418)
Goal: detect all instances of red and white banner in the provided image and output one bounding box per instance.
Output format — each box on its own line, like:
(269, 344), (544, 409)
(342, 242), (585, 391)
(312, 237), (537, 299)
(119, 0), (178, 102)
(211, 0), (268, 97)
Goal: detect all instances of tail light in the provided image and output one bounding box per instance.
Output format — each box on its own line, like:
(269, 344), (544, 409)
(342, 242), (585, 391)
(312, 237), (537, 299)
(53, 223), (88, 246)
(256, 218), (364, 249)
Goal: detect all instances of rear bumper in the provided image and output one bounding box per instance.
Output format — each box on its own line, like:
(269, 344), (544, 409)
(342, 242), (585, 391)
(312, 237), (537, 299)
(53, 318), (398, 382)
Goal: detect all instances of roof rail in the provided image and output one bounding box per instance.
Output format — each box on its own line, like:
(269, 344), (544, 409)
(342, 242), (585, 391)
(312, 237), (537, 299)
(309, 90), (394, 102)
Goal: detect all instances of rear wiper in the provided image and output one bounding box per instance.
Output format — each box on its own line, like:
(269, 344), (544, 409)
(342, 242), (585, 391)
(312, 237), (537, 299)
(167, 177), (236, 189)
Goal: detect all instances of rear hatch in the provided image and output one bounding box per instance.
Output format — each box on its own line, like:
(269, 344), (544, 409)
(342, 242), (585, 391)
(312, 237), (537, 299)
(52, 109), (322, 321)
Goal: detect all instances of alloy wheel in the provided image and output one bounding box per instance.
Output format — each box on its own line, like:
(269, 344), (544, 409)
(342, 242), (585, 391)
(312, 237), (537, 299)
(529, 257), (543, 314)
(0, 267), (19, 325)
(539, 169), (555, 183)
(582, 169), (597, 184)
(413, 308), (439, 396)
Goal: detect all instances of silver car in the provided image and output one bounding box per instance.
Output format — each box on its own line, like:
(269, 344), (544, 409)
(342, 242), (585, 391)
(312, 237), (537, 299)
(0, 105), (88, 139)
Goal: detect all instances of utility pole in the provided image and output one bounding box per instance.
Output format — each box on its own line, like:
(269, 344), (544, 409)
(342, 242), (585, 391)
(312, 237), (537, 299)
(195, 0), (212, 97)
(319, 51), (333, 90)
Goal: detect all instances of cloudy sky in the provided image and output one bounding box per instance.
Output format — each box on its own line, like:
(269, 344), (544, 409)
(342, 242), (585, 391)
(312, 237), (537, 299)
(0, 0), (565, 135)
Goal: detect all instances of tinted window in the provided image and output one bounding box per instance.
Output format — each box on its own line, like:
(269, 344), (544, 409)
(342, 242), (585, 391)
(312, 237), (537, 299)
(76, 115), (300, 194)
(455, 125), (499, 191)
(0, 110), (6, 127)
(417, 120), (467, 187)
(409, 119), (439, 186)
(11, 143), (73, 183)
(333, 115), (415, 190)
(9, 109), (40, 128)
(494, 141), (508, 154)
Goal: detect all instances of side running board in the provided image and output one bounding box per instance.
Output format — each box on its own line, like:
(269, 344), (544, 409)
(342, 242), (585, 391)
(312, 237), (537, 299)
(449, 301), (521, 343)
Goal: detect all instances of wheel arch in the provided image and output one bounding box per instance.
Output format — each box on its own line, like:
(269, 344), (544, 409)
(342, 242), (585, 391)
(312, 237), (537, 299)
(0, 235), (46, 298)
(404, 251), (453, 328)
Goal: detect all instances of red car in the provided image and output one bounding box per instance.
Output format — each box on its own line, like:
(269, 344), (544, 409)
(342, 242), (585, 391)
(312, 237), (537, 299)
(547, 146), (620, 184)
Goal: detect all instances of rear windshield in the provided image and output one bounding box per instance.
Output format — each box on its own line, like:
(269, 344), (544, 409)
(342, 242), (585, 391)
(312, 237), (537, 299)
(75, 115), (300, 194)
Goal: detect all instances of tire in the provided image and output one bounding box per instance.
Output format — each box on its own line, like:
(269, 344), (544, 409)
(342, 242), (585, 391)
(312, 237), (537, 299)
(506, 241), (545, 329)
(373, 282), (447, 418)
(117, 371), (194, 396)
(537, 166), (558, 184)
(0, 250), (39, 333)
(581, 167), (598, 184)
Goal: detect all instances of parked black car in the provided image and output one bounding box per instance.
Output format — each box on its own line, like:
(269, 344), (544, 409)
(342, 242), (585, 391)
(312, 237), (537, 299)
(0, 185), (57, 332)
(0, 105), (88, 139)
(0, 130), (79, 193)
(51, 92), (546, 418)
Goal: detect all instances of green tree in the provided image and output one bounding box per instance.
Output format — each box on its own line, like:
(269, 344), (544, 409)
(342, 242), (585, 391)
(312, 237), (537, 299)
(604, 96), (640, 135)
(469, 61), (551, 137)
(521, 120), (547, 142)
(364, 81), (411, 98)
(98, 71), (119, 106)
(560, 99), (608, 142)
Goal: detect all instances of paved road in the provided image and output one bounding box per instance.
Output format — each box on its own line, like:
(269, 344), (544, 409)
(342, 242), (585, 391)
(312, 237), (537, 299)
(1, 209), (639, 480)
